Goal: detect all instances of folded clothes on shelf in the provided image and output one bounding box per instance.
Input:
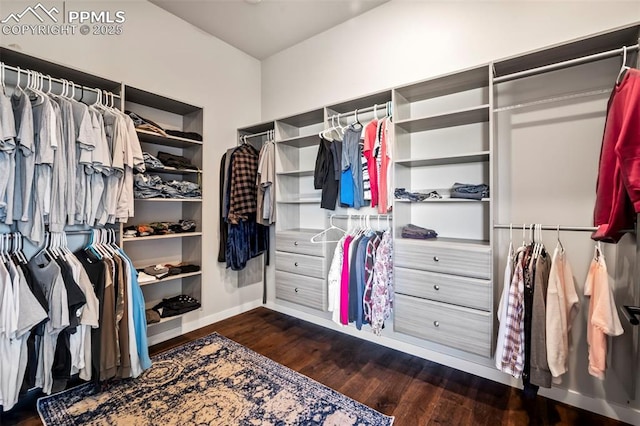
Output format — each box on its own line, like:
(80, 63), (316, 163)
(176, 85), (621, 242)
(152, 295), (201, 318)
(125, 220), (198, 237)
(401, 223), (438, 239)
(166, 130), (203, 141)
(126, 111), (168, 137)
(394, 188), (442, 201)
(138, 263), (200, 279)
(143, 152), (164, 169)
(157, 151), (197, 170)
(450, 182), (489, 200)
(144, 264), (169, 278)
(137, 271), (158, 284)
(146, 309), (161, 324)
(133, 173), (201, 199)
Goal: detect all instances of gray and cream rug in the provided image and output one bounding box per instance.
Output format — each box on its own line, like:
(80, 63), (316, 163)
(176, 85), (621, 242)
(38, 332), (394, 425)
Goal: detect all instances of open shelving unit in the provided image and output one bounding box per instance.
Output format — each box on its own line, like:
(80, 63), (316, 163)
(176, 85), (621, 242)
(124, 86), (204, 343)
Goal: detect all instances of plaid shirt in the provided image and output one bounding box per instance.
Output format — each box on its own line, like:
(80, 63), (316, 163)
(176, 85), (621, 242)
(228, 144), (259, 224)
(500, 247), (526, 377)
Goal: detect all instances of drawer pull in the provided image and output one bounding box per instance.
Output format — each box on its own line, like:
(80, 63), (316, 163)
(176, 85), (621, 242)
(433, 285), (440, 291)
(433, 321), (440, 327)
(294, 262), (299, 267)
(294, 241), (299, 246)
(294, 287), (299, 293)
(433, 256), (439, 262)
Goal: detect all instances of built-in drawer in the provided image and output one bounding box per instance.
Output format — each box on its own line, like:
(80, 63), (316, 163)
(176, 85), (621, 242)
(394, 294), (492, 357)
(275, 270), (326, 311)
(276, 251), (325, 279)
(395, 239), (491, 279)
(395, 267), (492, 311)
(276, 230), (324, 257)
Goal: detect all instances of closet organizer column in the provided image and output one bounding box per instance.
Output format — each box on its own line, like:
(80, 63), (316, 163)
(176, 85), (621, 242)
(391, 65), (494, 357)
(273, 109), (330, 310)
(122, 86), (203, 342)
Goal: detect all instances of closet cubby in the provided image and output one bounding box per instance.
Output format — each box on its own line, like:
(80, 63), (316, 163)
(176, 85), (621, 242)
(123, 86), (204, 335)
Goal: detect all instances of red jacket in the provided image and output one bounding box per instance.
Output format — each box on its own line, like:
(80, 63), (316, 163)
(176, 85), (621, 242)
(592, 69), (640, 243)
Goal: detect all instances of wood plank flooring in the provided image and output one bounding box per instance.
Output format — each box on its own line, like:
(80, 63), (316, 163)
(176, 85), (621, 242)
(2, 307), (630, 425)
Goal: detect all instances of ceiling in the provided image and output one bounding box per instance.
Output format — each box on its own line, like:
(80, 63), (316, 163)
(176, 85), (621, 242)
(150, 0), (389, 60)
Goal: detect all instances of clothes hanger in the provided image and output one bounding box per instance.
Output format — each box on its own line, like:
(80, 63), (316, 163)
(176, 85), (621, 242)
(310, 215), (347, 243)
(556, 224), (564, 252)
(616, 46), (630, 85)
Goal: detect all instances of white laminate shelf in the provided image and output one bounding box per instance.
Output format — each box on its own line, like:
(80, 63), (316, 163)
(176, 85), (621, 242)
(138, 271), (202, 287)
(276, 169), (315, 177)
(147, 311), (199, 327)
(134, 198), (202, 202)
(123, 232), (202, 242)
(397, 236), (490, 248)
(395, 151), (490, 167)
(145, 167), (202, 175)
(277, 134), (319, 148)
(395, 197), (491, 203)
(395, 104), (490, 133)
(136, 129), (203, 148)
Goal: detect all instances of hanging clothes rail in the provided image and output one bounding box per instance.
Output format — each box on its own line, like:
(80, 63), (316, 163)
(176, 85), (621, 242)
(493, 88), (612, 112)
(494, 223), (636, 233)
(328, 102), (392, 122)
(1, 62), (121, 100)
(240, 130), (274, 140)
(330, 214), (393, 220)
(494, 43), (640, 83)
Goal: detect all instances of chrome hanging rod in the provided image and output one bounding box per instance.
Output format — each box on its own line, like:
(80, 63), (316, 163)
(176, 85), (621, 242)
(494, 43), (640, 83)
(493, 88), (611, 113)
(330, 214), (393, 220)
(1, 62), (121, 99)
(328, 102), (392, 121)
(494, 224), (596, 232)
(241, 130), (273, 139)
(494, 223), (636, 233)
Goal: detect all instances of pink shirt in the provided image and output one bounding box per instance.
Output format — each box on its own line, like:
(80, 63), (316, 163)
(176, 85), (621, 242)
(340, 236), (353, 325)
(363, 120), (379, 208)
(584, 254), (623, 379)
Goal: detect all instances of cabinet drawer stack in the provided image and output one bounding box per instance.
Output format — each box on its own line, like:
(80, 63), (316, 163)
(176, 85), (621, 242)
(275, 230), (329, 310)
(392, 65), (494, 357)
(394, 239), (493, 356)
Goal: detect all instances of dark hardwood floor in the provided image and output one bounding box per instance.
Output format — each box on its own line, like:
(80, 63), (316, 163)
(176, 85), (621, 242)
(3, 307), (630, 425)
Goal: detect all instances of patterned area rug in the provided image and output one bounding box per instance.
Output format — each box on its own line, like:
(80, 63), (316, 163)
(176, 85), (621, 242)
(38, 333), (394, 425)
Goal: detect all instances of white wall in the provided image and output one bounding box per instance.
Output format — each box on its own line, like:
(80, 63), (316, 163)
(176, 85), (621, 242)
(0, 0), (265, 340)
(259, 1), (640, 423)
(261, 0), (640, 120)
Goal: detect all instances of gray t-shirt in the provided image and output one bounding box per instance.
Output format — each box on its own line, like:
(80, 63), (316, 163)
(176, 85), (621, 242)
(11, 90), (35, 225)
(0, 92), (17, 219)
(341, 124), (365, 209)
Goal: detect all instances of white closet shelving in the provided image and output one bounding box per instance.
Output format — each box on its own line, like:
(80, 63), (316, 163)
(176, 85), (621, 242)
(123, 86), (204, 334)
(272, 109), (331, 310)
(391, 66), (494, 357)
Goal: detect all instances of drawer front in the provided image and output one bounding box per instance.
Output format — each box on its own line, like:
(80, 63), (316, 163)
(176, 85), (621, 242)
(276, 270), (326, 311)
(276, 251), (325, 279)
(394, 294), (492, 357)
(276, 231), (324, 257)
(395, 240), (491, 279)
(395, 268), (492, 311)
